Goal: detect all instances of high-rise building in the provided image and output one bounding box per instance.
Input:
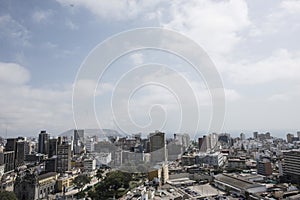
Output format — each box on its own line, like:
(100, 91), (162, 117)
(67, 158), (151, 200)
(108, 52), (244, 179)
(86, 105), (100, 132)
(73, 129), (84, 154)
(15, 140), (25, 167)
(48, 138), (58, 158)
(253, 132), (258, 139)
(5, 137), (25, 168)
(240, 133), (246, 140)
(149, 131), (167, 163)
(45, 156), (57, 173)
(57, 137), (71, 173)
(282, 150), (300, 185)
(257, 159), (273, 176)
(297, 131), (300, 140)
(38, 130), (49, 155)
(286, 133), (294, 143)
(1, 151), (14, 172)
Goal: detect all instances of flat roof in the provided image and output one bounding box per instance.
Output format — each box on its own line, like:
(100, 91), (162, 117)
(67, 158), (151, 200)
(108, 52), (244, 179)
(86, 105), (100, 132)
(214, 174), (263, 190)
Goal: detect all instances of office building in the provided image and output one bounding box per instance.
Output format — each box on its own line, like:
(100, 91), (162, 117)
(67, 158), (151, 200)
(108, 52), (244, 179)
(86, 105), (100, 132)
(253, 132), (258, 139)
(240, 133), (246, 140)
(48, 138), (58, 158)
(38, 130), (49, 155)
(57, 138), (72, 173)
(257, 159), (273, 176)
(5, 137), (25, 168)
(149, 131), (167, 163)
(282, 150), (300, 185)
(74, 129), (84, 154)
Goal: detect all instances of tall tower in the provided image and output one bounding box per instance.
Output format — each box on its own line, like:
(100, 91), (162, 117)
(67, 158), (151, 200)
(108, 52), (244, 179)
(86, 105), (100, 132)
(73, 129), (84, 154)
(5, 137), (25, 168)
(149, 131), (167, 163)
(38, 130), (49, 155)
(57, 137), (71, 173)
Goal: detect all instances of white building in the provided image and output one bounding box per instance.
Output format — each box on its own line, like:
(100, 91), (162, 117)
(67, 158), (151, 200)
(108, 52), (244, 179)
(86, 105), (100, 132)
(196, 152), (224, 167)
(94, 152), (112, 166)
(84, 159), (96, 171)
(85, 138), (95, 152)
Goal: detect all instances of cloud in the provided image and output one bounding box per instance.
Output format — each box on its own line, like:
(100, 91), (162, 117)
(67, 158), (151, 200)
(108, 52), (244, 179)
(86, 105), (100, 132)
(32, 10), (53, 23)
(65, 19), (79, 30)
(0, 62), (30, 85)
(0, 62), (73, 136)
(161, 0), (251, 55)
(281, 0), (300, 14)
(228, 49), (300, 85)
(0, 14), (30, 47)
(56, 0), (164, 21)
(130, 53), (144, 65)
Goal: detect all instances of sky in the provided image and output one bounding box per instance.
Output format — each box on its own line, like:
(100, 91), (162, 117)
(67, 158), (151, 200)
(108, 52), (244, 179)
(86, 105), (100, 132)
(0, 0), (300, 138)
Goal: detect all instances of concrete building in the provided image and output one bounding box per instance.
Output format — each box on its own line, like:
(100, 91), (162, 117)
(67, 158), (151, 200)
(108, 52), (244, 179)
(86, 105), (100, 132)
(14, 171), (57, 200)
(45, 156), (57, 173)
(228, 158), (247, 170)
(253, 132), (258, 139)
(149, 131), (167, 163)
(2, 151), (15, 172)
(94, 152), (112, 167)
(287, 133), (294, 143)
(282, 150), (300, 185)
(83, 158), (96, 172)
(257, 159), (273, 176)
(38, 130), (49, 155)
(57, 139), (71, 173)
(5, 137), (25, 169)
(85, 138), (95, 152)
(214, 174), (266, 197)
(240, 133), (246, 140)
(73, 129), (84, 155)
(48, 138), (58, 158)
(196, 152), (224, 168)
(148, 163), (169, 185)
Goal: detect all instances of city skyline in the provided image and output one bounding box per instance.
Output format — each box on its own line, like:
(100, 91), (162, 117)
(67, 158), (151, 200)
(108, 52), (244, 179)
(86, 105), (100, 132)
(1, 0), (300, 137)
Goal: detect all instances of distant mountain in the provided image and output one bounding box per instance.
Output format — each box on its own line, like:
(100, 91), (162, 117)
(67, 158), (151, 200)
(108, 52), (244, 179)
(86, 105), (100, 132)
(59, 129), (124, 138)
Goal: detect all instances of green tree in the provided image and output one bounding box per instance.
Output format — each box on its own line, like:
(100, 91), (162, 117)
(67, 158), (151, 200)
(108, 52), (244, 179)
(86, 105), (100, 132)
(74, 174), (91, 192)
(96, 169), (104, 181)
(0, 191), (17, 200)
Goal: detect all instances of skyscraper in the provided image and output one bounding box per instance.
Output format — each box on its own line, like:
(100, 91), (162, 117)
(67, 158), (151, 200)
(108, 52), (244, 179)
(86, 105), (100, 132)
(48, 138), (58, 158)
(5, 137), (25, 168)
(57, 137), (71, 173)
(73, 129), (84, 154)
(38, 130), (49, 155)
(149, 131), (167, 163)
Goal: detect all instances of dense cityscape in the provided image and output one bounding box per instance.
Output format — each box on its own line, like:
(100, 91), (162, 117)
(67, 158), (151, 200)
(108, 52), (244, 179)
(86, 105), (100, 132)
(1, 129), (300, 199)
(1, 0), (300, 200)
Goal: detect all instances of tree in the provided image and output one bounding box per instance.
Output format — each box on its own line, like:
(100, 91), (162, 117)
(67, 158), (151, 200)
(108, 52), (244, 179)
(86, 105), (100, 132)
(96, 169), (104, 181)
(74, 175), (91, 192)
(0, 191), (17, 200)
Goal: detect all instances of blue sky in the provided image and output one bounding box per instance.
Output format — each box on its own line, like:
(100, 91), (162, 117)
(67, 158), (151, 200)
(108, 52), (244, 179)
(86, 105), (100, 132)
(1, 0), (300, 138)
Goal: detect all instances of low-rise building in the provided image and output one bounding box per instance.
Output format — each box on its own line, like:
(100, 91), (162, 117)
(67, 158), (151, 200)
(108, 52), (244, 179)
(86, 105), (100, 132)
(14, 171), (57, 200)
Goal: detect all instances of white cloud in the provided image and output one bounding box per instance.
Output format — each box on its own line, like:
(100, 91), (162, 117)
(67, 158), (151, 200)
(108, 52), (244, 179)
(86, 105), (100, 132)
(56, 0), (164, 21)
(0, 62), (73, 136)
(66, 19), (79, 30)
(0, 14), (30, 47)
(161, 0), (251, 55)
(0, 62), (30, 85)
(281, 0), (300, 14)
(130, 53), (144, 65)
(228, 49), (300, 85)
(32, 10), (53, 23)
